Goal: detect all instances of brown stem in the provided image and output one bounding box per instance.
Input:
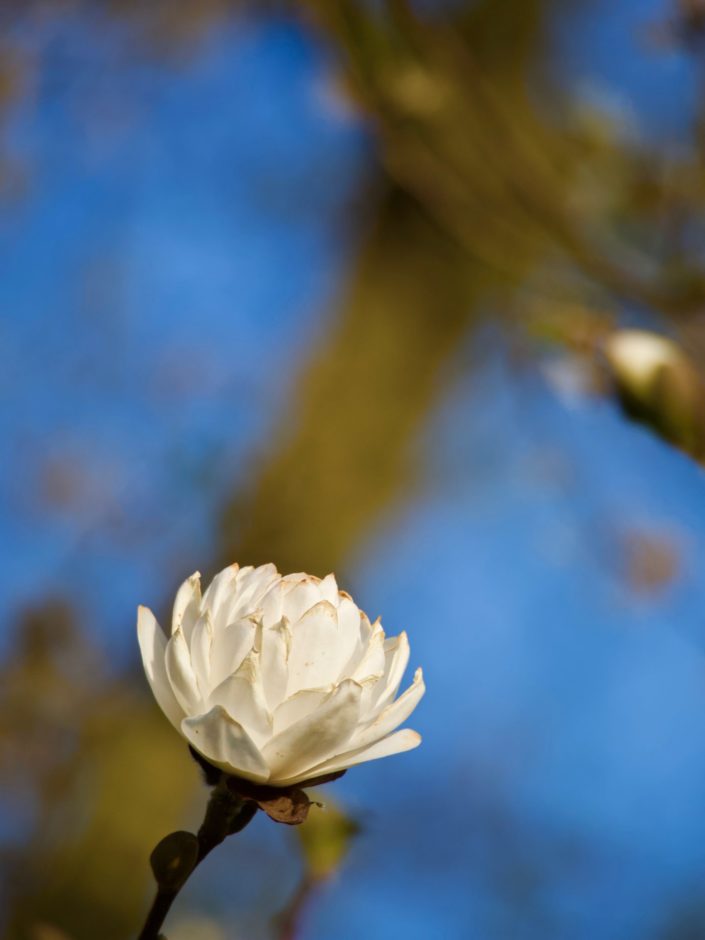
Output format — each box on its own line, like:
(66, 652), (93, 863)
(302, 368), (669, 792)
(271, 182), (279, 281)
(136, 887), (179, 940)
(275, 875), (320, 940)
(136, 781), (258, 940)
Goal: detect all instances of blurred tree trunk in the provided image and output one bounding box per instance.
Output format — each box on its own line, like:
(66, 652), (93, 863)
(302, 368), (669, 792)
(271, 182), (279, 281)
(219, 186), (480, 576)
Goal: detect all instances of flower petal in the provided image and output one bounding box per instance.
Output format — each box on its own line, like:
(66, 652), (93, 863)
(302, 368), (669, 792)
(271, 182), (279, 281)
(181, 706), (270, 783)
(189, 610), (213, 695)
(273, 687), (331, 735)
(289, 728), (422, 783)
(263, 678), (362, 784)
(228, 563), (280, 621)
(260, 583), (285, 627)
(281, 572), (309, 588)
(259, 617), (291, 710)
(172, 572), (202, 642)
(331, 597), (366, 679)
(286, 601), (342, 694)
(367, 631), (410, 717)
(282, 578), (325, 625)
(318, 573), (339, 604)
(202, 565), (240, 629)
(137, 606), (184, 729)
(209, 617), (257, 689)
(208, 652), (273, 745)
(165, 626), (202, 713)
(354, 668), (425, 751)
(351, 621), (386, 684)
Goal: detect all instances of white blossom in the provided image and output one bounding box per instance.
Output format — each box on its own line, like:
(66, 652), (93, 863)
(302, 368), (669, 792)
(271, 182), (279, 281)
(137, 564), (424, 786)
(605, 329), (683, 396)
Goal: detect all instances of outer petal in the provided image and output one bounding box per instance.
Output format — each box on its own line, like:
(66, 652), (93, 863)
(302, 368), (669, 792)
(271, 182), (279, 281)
(352, 621), (386, 684)
(137, 606), (184, 729)
(181, 706), (270, 783)
(366, 631), (410, 718)
(165, 626), (202, 714)
(172, 572), (202, 643)
(354, 668), (425, 751)
(273, 687), (331, 735)
(287, 728), (422, 783)
(208, 652), (273, 745)
(263, 678), (362, 784)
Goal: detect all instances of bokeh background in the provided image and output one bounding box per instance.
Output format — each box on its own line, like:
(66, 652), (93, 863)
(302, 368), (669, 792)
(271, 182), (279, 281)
(5, 1), (705, 938)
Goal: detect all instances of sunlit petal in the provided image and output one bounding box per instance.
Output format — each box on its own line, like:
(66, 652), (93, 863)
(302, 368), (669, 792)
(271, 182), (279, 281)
(286, 601), (341, 694)
(209, 616), (257, 689)
(208, 652), (273, 745)
(353, 668), (425, 751)
(287, 728), (422, 784)
(171, 572), (202, 643)
(263, 678), (362, 782)
(181, 706), (270, 783)
(137, 606), (184, 729)
(165, 626), (202, 713)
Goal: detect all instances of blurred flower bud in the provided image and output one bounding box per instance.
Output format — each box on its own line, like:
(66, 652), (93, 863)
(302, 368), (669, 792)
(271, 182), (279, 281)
(604, 328), (705, 459)
(138, 564), (424, 788)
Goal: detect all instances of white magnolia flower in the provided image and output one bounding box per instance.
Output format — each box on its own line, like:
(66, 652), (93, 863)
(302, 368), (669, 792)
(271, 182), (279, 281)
(137, 564), (425, 786)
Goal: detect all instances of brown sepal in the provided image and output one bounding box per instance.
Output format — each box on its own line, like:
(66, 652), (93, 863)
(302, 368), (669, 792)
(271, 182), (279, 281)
(224, 771), (346, 826)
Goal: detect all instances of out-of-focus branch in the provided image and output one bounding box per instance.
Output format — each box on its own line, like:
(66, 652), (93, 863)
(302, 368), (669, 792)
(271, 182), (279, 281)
(304, 0), (705, 318)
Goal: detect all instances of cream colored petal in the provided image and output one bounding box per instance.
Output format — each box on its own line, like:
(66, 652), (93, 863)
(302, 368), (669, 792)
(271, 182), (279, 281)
(351, 621), (386, 684)
(331, 597), (366, 679)
(189, 611), (213, 695)
(137, 606), (185, 729)
(181, 706), (270, 783)
(318, 573), (339, 604)
(263, 678), (362, 784)
(286, 601), (342, 695)
(172, 572), (202, 643)
(283, 579), (325, 625)
(284, 728), (422, 783)
(367, 631), (410, 717)
(355, 668), (425, 750)
(339, 611), (376, 676)
(165, 626), (202, 714)
(207, 652), (273, 746)
(280, 572), (309, 588)
(260, 582), (285, 627)
(272, 687), (331, 735)
(259, 617), (291, 710)
(226, 563), (280, 622)
(209, 617), (257, 689)
(202, 565), (239, 629)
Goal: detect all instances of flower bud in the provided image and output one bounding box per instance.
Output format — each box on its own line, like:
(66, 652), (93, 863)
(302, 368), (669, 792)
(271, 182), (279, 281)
(605, 328), (705, 459)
